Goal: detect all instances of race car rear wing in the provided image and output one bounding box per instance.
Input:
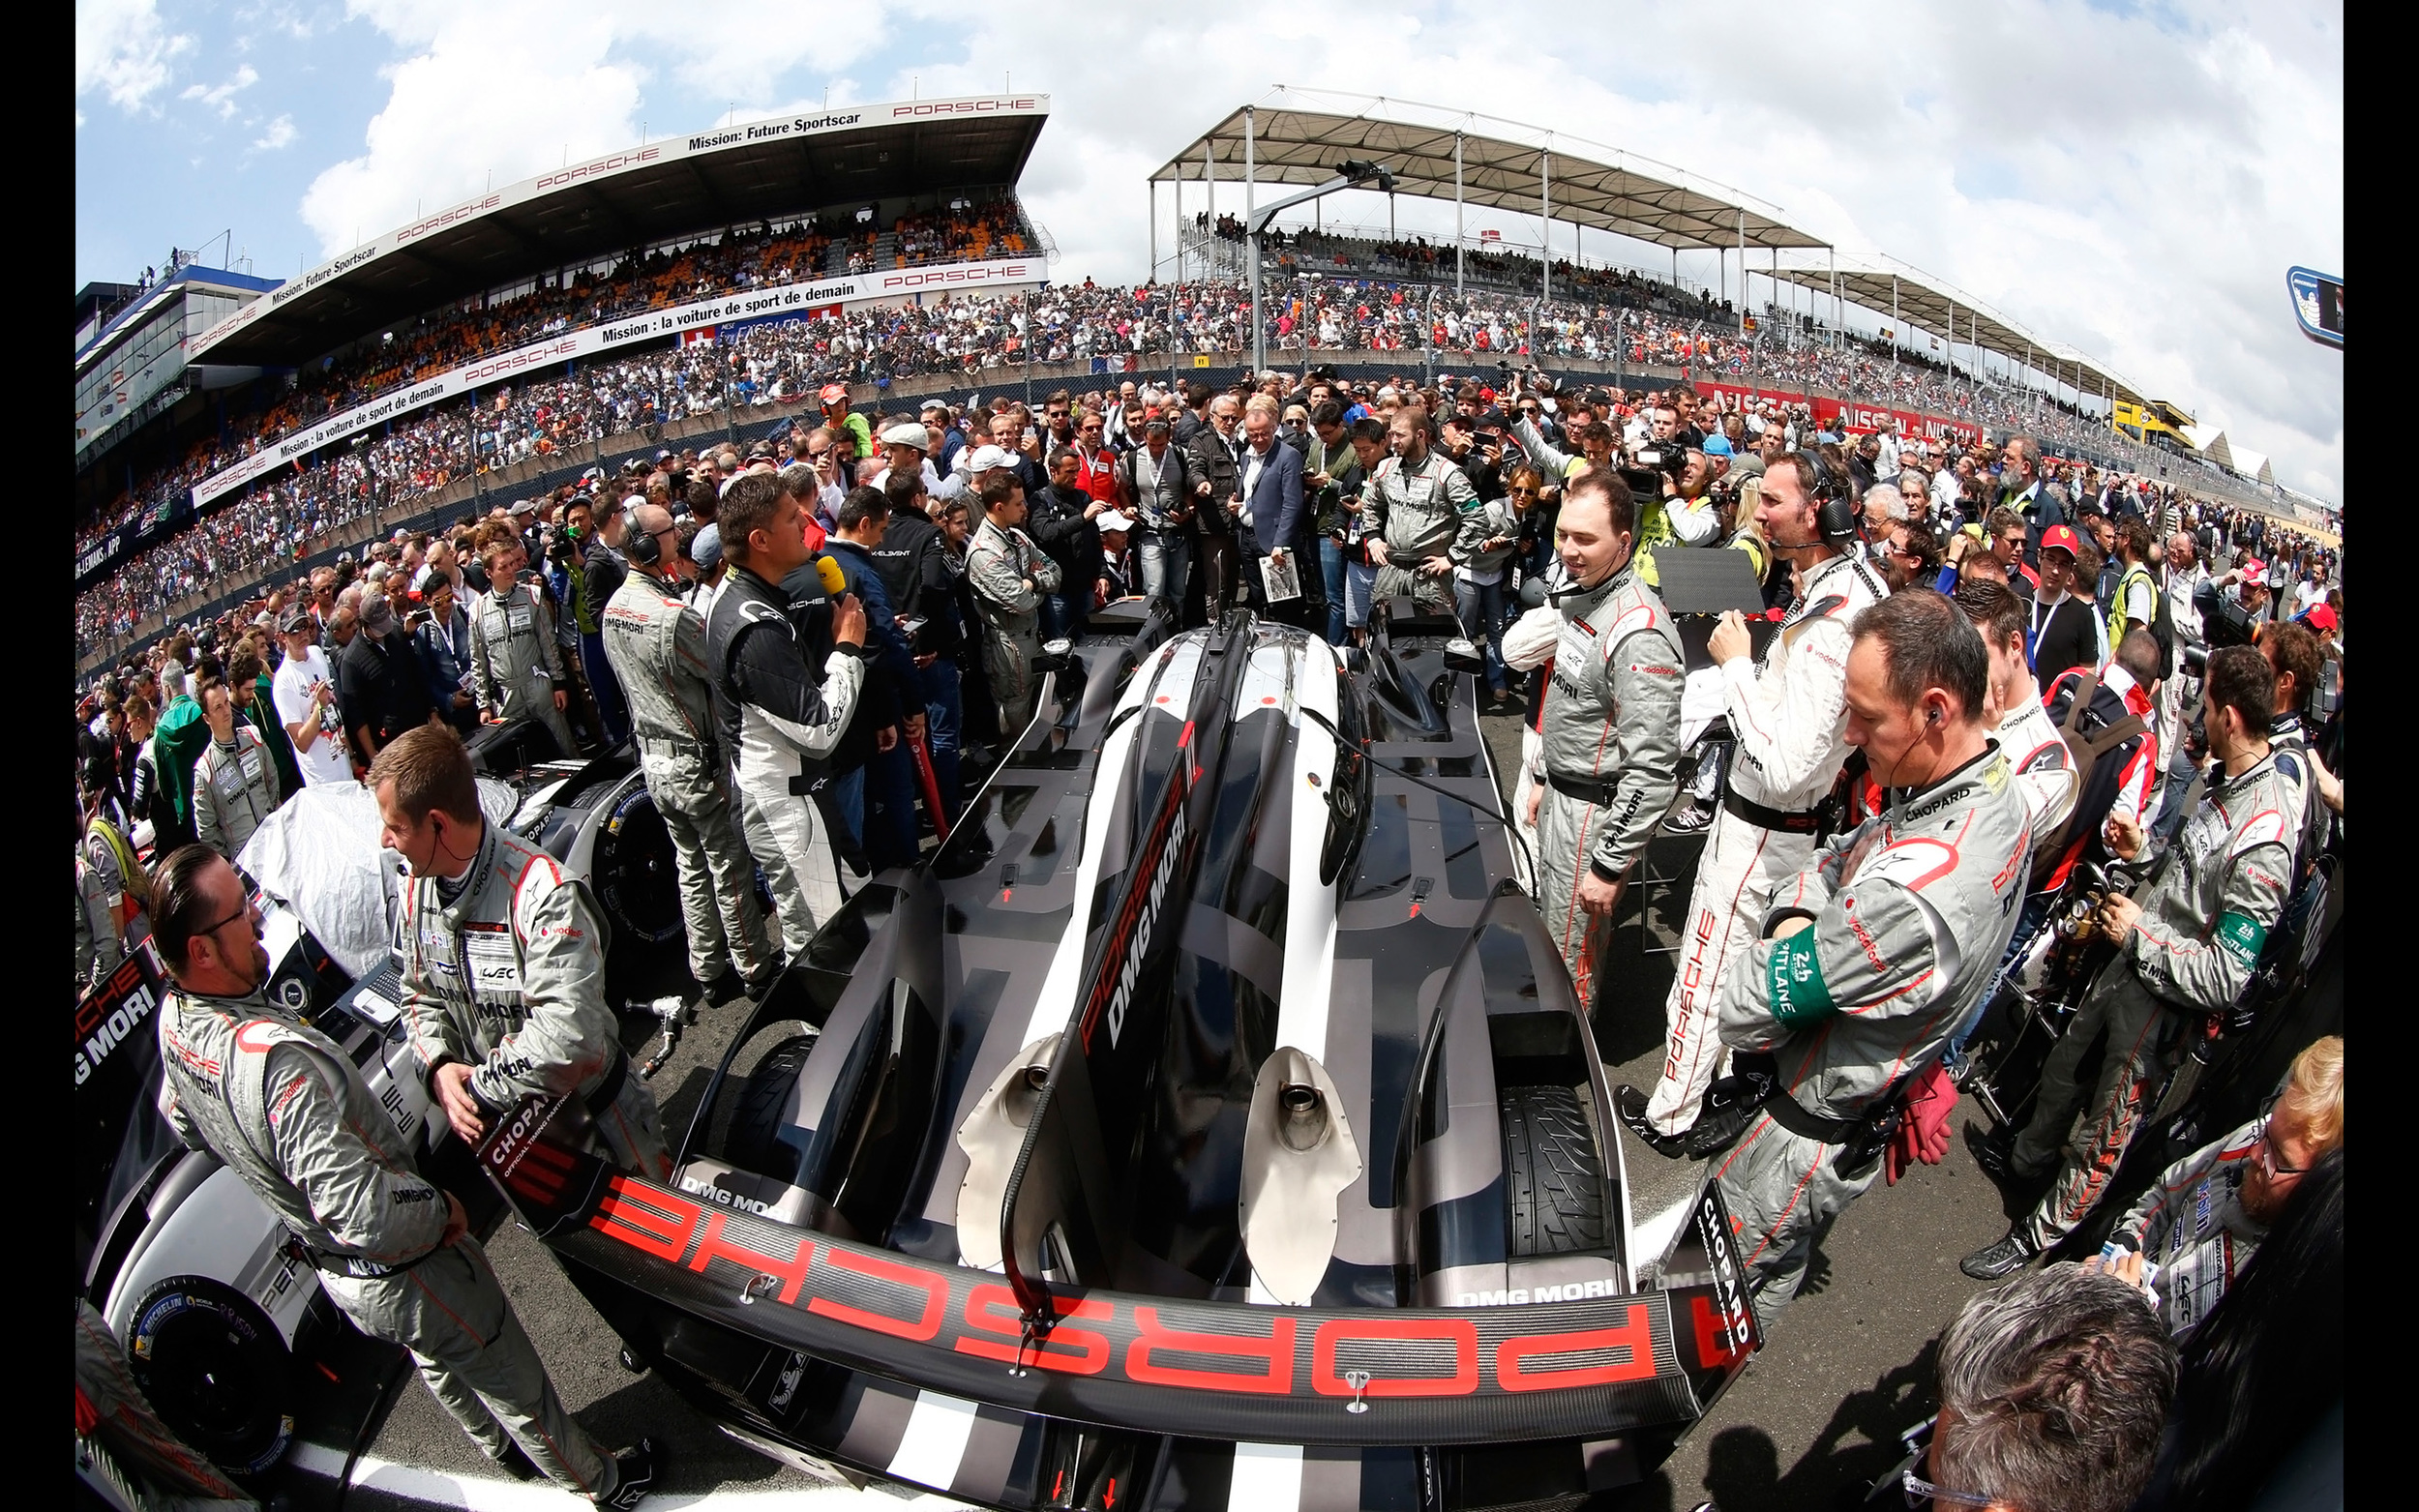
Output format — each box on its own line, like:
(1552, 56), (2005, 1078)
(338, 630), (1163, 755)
(483, 1094), (1759, 1447)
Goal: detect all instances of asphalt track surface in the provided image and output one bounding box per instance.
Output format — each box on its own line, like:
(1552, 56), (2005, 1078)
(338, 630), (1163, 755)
(307, 703), (2140, 1511)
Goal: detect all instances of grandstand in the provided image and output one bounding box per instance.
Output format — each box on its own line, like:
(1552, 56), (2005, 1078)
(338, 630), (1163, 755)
(75, 94), (1054, 611)
(75, 86), (2328, 669)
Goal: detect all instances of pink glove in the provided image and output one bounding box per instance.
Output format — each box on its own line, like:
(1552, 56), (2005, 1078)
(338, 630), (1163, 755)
(1884, 1060), (1959, 1186)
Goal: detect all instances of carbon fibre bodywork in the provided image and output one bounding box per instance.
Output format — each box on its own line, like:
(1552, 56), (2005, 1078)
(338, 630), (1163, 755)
(487, 599), (1760, 1509)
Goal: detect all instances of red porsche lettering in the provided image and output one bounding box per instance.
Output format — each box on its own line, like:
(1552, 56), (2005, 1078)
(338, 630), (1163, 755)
(590, 1176), (702, 1263)
(1126, 1307), (1296, 1393)
(1496, 1304), (1658, 1390)
(956, 1285), (1111, 1375)
(807, 1246), (947, 1342)
(1312, 1316), (1478, 1398)
(688, 1211), (813, 1305)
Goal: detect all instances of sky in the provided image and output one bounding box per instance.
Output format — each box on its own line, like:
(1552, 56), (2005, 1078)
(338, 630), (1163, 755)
(75, 0), (2343, 501)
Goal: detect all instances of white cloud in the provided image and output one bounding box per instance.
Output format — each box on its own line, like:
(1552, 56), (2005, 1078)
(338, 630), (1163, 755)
(291, 0), (2342, 500)
(182, 64), (260, 119)
(75, 0), (194, 114)
(253, 112), (297, 151)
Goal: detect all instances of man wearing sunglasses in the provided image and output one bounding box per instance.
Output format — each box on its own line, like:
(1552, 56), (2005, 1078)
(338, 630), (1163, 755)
(145, 844), (656, 1504)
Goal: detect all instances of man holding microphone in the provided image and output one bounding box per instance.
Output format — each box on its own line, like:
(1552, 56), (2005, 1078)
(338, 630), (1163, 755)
(1627, 451), (1890, 1155)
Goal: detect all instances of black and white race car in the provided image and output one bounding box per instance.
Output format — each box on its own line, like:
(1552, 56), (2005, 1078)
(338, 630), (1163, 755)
(483, 599), (1762, 1510)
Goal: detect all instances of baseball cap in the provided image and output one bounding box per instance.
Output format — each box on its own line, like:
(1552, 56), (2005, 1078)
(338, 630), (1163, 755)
(919, 397), (949, 413)
(880, 421), (930, 449)
(690, 523), (723, 572)
(1096, 511), (1135, 533)
(2039, 524), (2081, 559)
(2304, 603), (2337, 632)
(359, 595), (397, 634)
(1703, 435), (1734, 457)
(278, 608), (313, 635)
(965, 444), (1014, 474)
(509, 499), (537, 519)
(819, 383), (850, 406)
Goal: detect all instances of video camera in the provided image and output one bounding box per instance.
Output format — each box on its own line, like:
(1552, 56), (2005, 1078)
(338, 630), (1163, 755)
(1616, 442), (1690, 498)
(2193, 578), (2257, 652)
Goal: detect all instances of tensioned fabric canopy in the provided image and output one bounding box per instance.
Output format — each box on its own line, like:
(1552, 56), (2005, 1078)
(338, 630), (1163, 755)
(1150, 88), (1828, 253)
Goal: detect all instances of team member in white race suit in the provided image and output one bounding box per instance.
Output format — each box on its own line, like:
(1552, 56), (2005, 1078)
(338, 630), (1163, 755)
(1626, 451), (1889, 1149)
(1709, 592), (2030, 1325)
(146, 845), (653, 1504)
(1522, 471), (1685, 1004)
(374, 725), (674, 1183)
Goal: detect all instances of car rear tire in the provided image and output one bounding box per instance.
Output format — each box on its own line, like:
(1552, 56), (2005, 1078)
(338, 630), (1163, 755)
(122, 1275), (295, 1476)
(721, 1034), (817, 1183)
(1502, 1085), (1607, 1256)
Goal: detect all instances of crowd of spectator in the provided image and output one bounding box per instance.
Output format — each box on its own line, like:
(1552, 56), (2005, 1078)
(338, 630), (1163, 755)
(76, 255), (2315, 661)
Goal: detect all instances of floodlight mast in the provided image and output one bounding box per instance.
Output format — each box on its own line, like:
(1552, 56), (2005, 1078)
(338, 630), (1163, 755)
(1249, 162), (1395, 373)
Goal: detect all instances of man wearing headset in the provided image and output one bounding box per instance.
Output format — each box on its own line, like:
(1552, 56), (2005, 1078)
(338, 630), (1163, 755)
(602, 502), (781, 1009)
(1624, 450), (1891, 1155)
(1522, 470), (1686, 1007)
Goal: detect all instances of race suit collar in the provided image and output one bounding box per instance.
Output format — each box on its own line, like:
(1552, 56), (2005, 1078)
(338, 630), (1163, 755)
(435, 818), (506, 929)
(168, 983), (298, 1029)
(1882, 738), (2003, 823)
(1562, 557), (1637, 610)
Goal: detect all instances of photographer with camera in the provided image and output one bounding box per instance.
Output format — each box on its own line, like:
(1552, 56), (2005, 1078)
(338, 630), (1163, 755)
(1711, 590), (2031, 1326)
(1966, 644), (2296, 1279)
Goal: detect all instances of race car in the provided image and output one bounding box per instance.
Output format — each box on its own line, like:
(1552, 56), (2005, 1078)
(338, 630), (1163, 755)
(74, 750), (718, 1480)
(483, 598), (1762, 1510)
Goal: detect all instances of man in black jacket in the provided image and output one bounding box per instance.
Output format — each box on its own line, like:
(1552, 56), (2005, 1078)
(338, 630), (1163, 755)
(872, 472), (965, 812)
(1028, 448), (1109, 639)
(340, 593), (436, 763)
(1185, 393), (1244, 622)
(2026, 524), (2102, 686)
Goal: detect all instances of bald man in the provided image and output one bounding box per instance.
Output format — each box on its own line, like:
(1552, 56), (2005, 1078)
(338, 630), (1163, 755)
(601, 503), (780, 1005)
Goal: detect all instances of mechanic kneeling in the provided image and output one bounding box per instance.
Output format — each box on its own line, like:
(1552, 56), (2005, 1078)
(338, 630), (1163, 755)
(1522, 468), (1685, 1007)
(1710, 591), (2030, 1327)
(1965, 644), (2297, 1279)
(602, 500), (781, 1007)
(146, 844), (653, 1505)
(374, 725), (674, 1184)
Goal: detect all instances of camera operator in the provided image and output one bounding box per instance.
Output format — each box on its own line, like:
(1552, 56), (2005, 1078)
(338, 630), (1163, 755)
(1521, 470), (1684, 1004)
(1625, 451), (1889, 1153)
(1363, 407), (1478, 617)
(1966, 644), (2296, 1279)
(1712, 591), (2031, 1324)
(601, 501), (780, 1008)
(706, 472), (870, 958)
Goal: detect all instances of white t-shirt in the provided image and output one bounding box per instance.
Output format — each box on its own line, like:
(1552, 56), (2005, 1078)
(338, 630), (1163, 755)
(272, 646), (355, 787)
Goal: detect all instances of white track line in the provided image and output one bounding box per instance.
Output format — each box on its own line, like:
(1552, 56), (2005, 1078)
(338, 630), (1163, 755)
(287, 1440), (972, 1510)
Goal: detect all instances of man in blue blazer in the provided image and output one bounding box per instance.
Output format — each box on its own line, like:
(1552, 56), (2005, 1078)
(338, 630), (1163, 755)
(1237, 398), (1308, 625)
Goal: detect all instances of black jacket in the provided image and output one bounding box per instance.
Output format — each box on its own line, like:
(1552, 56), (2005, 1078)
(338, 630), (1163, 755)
(705, 562), (858, 783)
(340, 629), (435, 752)
(1027, 483), (1105, 593)
(2027, 592), (2100, 688)
(1185, 428), (1241, 533)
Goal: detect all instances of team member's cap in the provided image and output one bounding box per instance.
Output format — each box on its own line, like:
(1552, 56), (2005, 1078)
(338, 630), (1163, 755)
(2039, 524), (2082, 559)
(880, 421), (930, 449)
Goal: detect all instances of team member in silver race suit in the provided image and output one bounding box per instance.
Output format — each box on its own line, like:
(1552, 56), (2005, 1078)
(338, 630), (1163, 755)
(1521, 470), (1685, 1006)
(469, 530), (580, 759)
(1710, 591), (2030, 1326)
(375, 725), (673, 1182)
(601, 502), (780, 1005)
(1964, 644), (2297, 1279)
(706, 471), (871, 959)
(146, 845), (652, 1504)
(1629, 450), (1889, 1147)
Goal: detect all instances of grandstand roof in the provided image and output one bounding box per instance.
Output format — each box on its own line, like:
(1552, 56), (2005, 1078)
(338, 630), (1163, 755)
(1150, 89), (1828, 253)
(1758, 252), (2150, 412)
(189, 94), (1050, 370)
